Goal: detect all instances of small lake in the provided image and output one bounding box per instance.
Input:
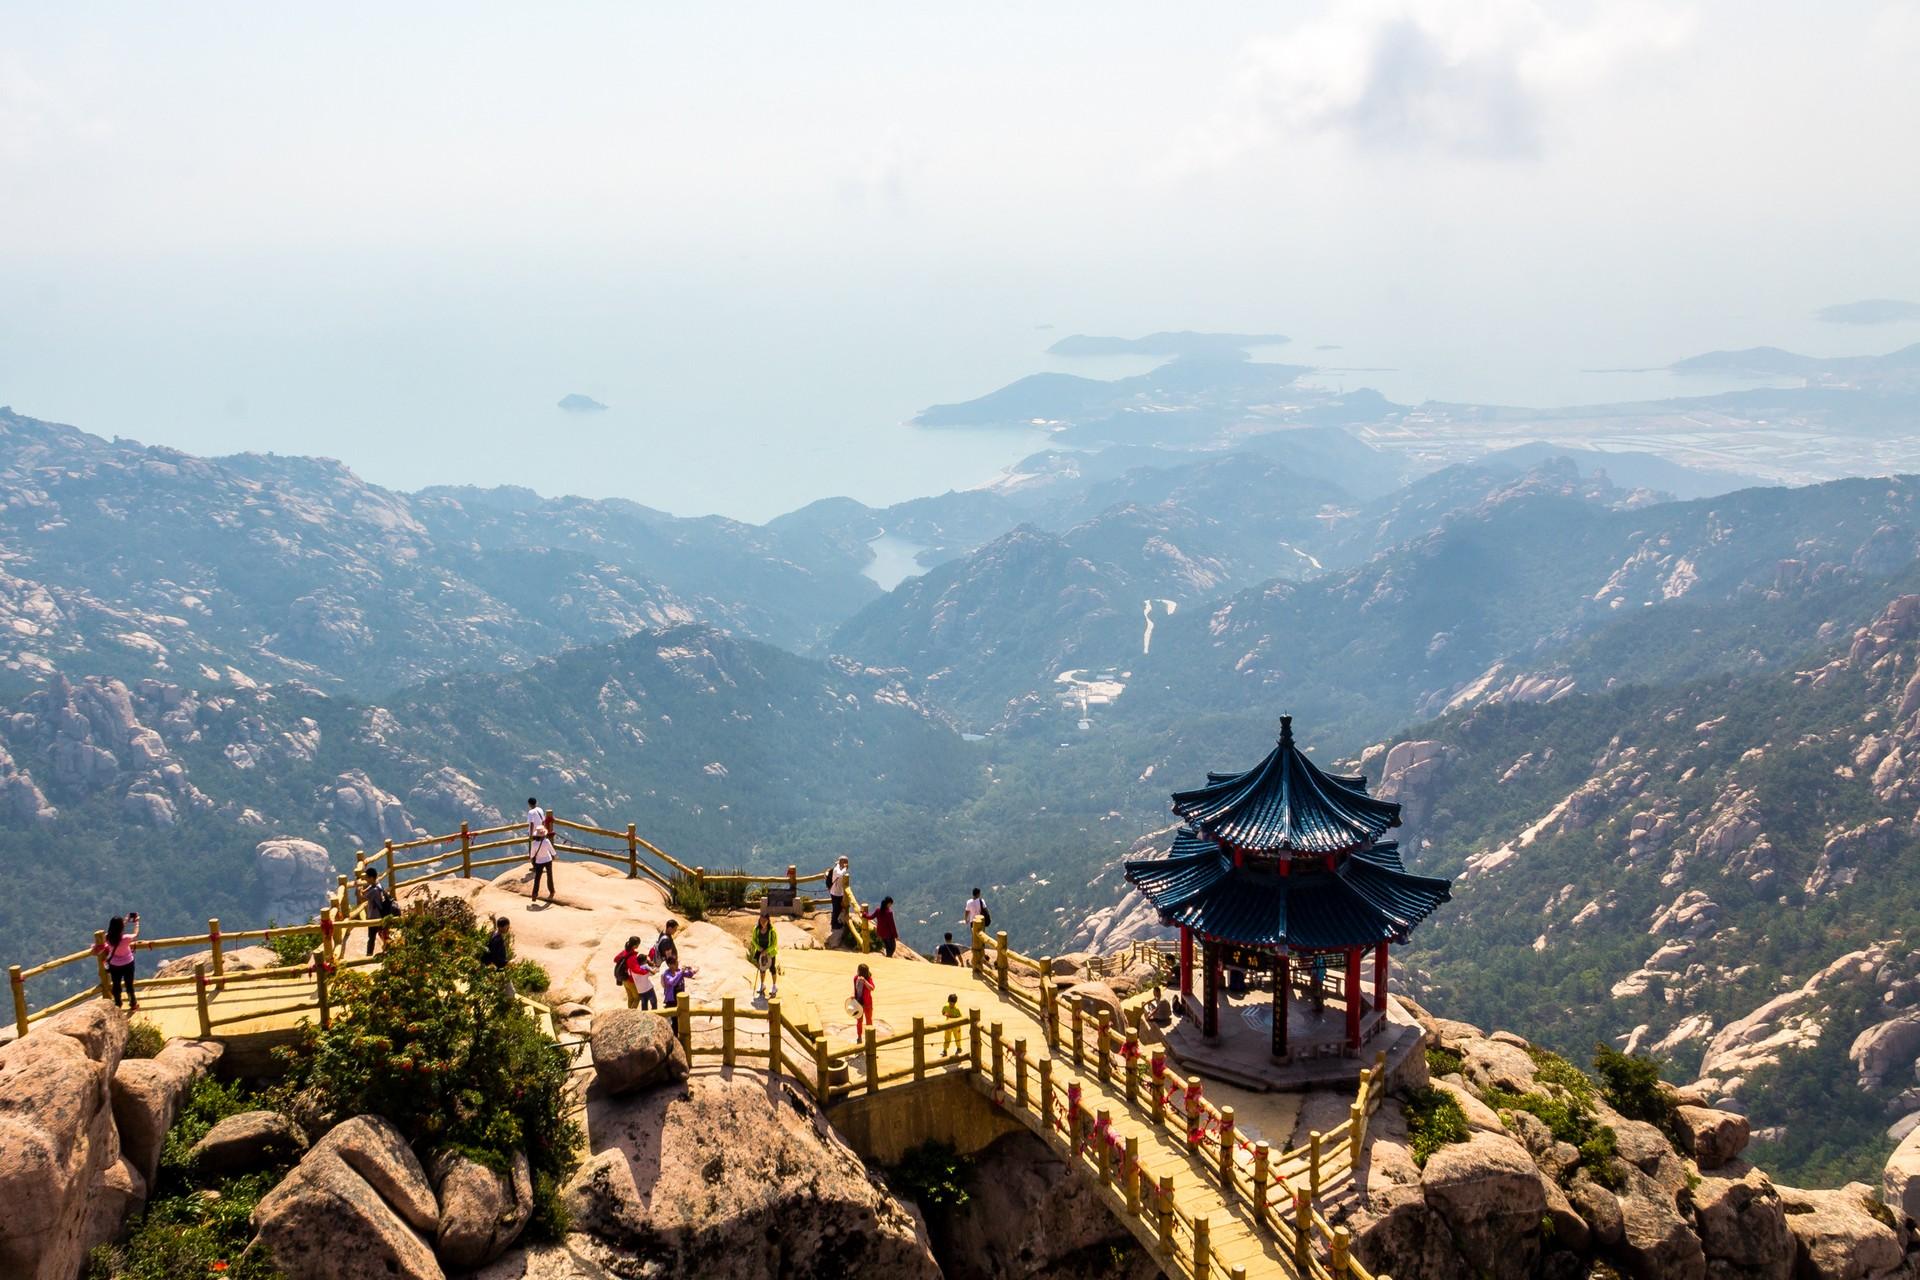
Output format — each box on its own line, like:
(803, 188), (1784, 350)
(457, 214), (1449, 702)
(862, 533), (930, 591)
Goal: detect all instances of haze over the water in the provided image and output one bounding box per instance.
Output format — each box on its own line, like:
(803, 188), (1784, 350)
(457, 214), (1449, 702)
(3, 2), (1917, 521)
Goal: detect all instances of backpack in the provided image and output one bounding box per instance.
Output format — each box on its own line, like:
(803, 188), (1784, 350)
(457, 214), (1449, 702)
(979, 905), (991, 929)
(612, 949), (632, 984)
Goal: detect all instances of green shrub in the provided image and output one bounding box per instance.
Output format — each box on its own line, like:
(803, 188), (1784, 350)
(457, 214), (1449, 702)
(264, 920), (321, 967)
(668, 874), (709, 921)
(124, 1017), (165, 1060)
(86, 1172), (283, 1280)
(1526, 1046), (1597, 1107)
(893, 1140), (973, 1211)
(1425, 1044), (1465, 1077)
(1486, 1084), (1623, 1189)
(1403, 1086), (1471, 1166)
(1593, 1044), (1676, 1134)
(508, 958), (551, 996)
(160, 1077), (266, 1173)
(276, 901), (581, 1240)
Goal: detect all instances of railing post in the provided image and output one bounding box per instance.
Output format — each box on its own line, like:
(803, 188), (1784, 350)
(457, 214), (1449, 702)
(1125, 1134), (1141, 1215)
(864, 1027), (879, 1094)
(9, 965), (28, 1038)
(1038, 1055), (1054, 1122)
(626, 823), (638, 880)
(814, 1035), (831, 1105)
(1310, 1130), (1324, 1202)
(1097, 1108), (1113, 1185)
(1350, 1101), (1365, 1166)
(695, 866), (706, 896)
(313, 949), (330, 1029)
(1333, 1226), (1352, 1277)
(1014, 1038), (1029, 1109)
(194, 962), (212, 1038)
(461, 821), (472, 878)
(676, 990), (692, 1046)
(995, 930), (1010, 996)
(1123, 1032), (1140, 1107)
(1071, 1001), (1084, 1069)
(968, 1008), (983, 1073)
(1252, 1141), (1271, 1226)
(383, 840), (397, 895)
(1218, 1104), (1235, 1192)
(991, 1022), (1005, 1095)
(1095, 1012), (1112, 1086)
(1193, 1214), (1211, 1279)
(1293, 1188), (1312, 1271)
(767, 998), (783, 1081)
(722, 996), (737, 1068)
(971, 921), (986, 971)
(93, 929), (110, 998)
(209, 918), (224, 993)
(912, 1016), (927, 1081)
(1150, 1055), (1166, 1128)
(1157, 1175), (1175, 1254)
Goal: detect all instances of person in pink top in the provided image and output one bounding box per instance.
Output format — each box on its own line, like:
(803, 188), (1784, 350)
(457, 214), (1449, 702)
(852, 963), (876, 1040)
(92, 912), (141, 1011)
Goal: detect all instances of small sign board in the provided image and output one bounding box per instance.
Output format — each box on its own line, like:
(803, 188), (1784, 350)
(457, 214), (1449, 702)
(766, 886), (799, 915)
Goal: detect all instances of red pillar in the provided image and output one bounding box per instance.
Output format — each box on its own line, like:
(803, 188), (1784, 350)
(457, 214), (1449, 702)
(1274, 953), (1290, 1058)
(1202, 941), (1220, 1039)
(1344, 947), (1362, 1050)
(1179, 926), (1193, 998)
(1374, 941), (1389, 1013)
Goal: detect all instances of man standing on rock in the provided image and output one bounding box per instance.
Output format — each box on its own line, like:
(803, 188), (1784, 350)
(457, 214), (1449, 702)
(360, 869), (396, 955)
(526, 797), (556, 902)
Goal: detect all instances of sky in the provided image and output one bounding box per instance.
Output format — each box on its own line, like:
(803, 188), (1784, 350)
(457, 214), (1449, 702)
(3, 2), (1918, 520)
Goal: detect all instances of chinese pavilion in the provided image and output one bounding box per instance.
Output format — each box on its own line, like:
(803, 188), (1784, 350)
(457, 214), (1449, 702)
(1124, 716), (1453, 1060)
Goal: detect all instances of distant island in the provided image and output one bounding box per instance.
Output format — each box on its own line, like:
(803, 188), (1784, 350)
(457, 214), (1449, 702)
(1045, 330), (1287, 358)
(1816, 299), (1920, 326)
(557, 393), (608, 413)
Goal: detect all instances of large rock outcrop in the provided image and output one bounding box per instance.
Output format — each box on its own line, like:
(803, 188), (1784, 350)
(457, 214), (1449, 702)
(431, 1149), (533, 1270)
(251, 1114), (444, 1280)
(255, 836), (338, 921)
(0, 1003), (129, 1280)
(1417, 1131), (1547, 1280)
(565, 1073), (937, 1279)
(1776, 1183), (1910, 1280)
(1887, 1124), (1920, 1227)
(588, 1009), (689, 1095)
(935, 1129), (1157, 1280)
(110, 1037), (224, 1186)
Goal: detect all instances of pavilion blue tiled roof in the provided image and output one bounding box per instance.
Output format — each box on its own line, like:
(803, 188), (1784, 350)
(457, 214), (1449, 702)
(1123, 827), (1452, 951)
(1172, 716), (1400, 854)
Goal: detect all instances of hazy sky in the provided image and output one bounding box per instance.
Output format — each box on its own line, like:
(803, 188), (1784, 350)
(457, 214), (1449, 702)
(4, 2), (1918, 519)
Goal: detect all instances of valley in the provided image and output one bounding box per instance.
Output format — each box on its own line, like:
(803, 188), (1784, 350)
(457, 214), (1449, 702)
(7, 334), (1920, 1193)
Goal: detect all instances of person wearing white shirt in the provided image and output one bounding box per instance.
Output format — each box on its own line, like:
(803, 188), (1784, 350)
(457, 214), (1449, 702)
(963, 888), (989, 934)
(526, 797), (556, 902)
(828, 856), (850, 930)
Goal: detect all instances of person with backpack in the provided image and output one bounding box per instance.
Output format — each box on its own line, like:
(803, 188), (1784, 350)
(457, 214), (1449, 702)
(852, 963), (876, 1040)
(92, 912), (140, 1011)
(935, 932), (965, 966)
(653, 919), (680, 970)
(864, 896), (899, 958)
(526, 797), (557, 902)
(615, 935), (657, 1010)
(827, 856), (849, 930)
(963, 888), (990, 932)
(360, 869), (397, 955)
(749, 907), (780, 1000)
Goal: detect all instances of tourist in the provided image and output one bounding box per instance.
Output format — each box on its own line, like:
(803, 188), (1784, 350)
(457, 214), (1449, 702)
(617, 935), (656, 1010)
(827, 856), (850, 930)
(359, 869), (396, 955)
(964, 887), (990, 932)
(940, 993), (963, 1056)
(93, 912), (140, 1012)
(653, 919), (680, 969)
(935, 931), (965, 966)
(865, 896), (899, 958)
(852, 963), (875, 1040)
(661, 959), (696, 1012)
(749, 907), (780, 999)
(484, 916), (511, 969)
(526, 798), (556, 901)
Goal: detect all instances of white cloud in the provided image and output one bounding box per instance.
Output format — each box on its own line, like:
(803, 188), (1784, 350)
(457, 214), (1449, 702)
(1215, 0), (1697, 162)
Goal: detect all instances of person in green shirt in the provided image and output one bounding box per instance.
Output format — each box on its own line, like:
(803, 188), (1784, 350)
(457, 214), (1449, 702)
(749, 906), (780, 999)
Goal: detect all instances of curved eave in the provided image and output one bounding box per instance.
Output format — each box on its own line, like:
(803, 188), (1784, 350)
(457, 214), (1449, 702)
(1172, 735), (1403, 854)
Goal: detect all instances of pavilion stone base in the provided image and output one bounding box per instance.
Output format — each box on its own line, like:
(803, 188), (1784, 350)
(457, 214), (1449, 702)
(1162, 993), (1425, 1093)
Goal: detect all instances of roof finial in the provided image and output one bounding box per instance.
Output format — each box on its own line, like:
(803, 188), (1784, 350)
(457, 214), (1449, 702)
(1279, 714), (1293, 745)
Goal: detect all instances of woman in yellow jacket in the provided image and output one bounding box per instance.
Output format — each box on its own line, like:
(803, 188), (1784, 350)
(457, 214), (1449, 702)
(749, 907), (780, 1000)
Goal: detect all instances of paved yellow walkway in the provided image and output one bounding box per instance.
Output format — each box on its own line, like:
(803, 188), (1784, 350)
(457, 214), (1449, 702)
(769, 947), (1308, 1279)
